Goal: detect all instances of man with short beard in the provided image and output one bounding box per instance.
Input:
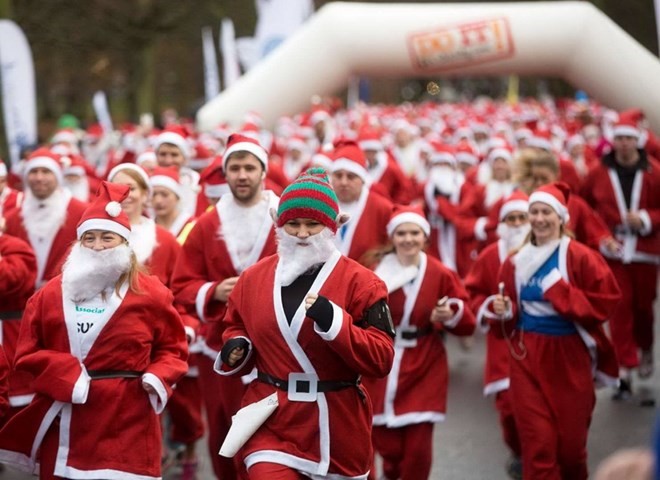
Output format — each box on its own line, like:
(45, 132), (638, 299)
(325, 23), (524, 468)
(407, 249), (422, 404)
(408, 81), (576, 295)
(0, 181), (188, 479)
(171, 133), (279, 480)
(216, 168), (395, 480)
(463, 190), (530, 480)
(3, 147), (87, 411)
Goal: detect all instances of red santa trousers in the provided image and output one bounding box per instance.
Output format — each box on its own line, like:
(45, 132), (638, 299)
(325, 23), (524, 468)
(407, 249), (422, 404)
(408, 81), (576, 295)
(248, 462), (307, 479)
(494, 389), (522, 458)
(196, 354), (247, 480)
(372, 422), (434, 480)
(167, 375), (205, 444)
(510, 332), (595, 480)
(606, 261), (658, 369)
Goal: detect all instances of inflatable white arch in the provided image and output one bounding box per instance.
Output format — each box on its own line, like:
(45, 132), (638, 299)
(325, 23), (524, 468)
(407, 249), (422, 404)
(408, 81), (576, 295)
(197, 1), (660, 131)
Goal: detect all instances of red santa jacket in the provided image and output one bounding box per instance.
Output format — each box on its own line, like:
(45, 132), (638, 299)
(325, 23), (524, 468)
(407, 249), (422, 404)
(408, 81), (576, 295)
(0, 187), (23, 218)
(0, 273), (188, 478)
(217, 251), (394, 478)
(464, 240), (511, 396)
(171, 193), (279, 356)
(336, 188), (393, 265)
(581, 155), (660, 263)
(496, 236), (620, 386)
(4, 194), (88, 287)
(0, 233), (37, 407)
(364, 252), (475, 427)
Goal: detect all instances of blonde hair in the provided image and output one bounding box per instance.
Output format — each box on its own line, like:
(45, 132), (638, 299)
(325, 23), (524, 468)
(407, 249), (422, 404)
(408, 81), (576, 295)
(113, 168), (149, 193)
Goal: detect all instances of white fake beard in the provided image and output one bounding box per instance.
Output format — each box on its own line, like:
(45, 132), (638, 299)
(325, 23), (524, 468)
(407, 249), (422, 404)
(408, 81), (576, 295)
(218, 193), (268, 272)
(62, 242), (132, 302)
(21, 189), (69, 241)
(496, 222), (531, 253)
(63, 177), (90, 202)
(129, 218), (157, 264)
(276, 227), (338, 286)
(429, 165), (458, 196)
(484, 180), (514, 208)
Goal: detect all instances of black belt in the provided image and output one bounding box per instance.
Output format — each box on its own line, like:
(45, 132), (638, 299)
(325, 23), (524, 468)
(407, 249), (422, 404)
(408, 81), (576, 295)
(257, 371), (360, 394)
(1, 310), (23, 320)
(399, 325), (434, 340)
(88, 370), (143, 380)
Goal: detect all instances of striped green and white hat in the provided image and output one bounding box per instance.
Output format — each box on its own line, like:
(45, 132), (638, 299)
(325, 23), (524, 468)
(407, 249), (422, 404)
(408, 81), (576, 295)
(276, 168), (339, 233)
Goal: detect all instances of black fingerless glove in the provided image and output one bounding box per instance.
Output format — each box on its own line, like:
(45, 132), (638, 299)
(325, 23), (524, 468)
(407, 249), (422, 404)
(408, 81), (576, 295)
(220, 337), (249, 365)
(306, 295), (334, 332)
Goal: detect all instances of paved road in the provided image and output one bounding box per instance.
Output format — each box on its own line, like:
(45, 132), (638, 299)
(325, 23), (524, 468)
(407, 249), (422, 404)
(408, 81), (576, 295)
(3, 295), (658, 479)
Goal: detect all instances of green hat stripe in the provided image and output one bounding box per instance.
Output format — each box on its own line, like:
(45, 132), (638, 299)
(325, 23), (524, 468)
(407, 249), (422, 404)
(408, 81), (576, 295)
(279, 196), (337, 219)
(283, 181), (337, 201)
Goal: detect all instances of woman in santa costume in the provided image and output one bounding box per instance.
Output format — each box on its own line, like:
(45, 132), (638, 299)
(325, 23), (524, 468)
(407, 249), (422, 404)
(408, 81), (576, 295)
(0, 181), (188, 479)
(149, 166), (196, 241)
(463, 191), (530, 480)
(362, 205), (475, 480)
(109, 163), (204, 477)
(492, 182), (621, 480)
(218, 168), (395, 480)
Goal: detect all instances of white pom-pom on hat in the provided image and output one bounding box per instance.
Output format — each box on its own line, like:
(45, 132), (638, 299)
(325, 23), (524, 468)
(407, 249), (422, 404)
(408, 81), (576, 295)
(105, 201), (122, 218)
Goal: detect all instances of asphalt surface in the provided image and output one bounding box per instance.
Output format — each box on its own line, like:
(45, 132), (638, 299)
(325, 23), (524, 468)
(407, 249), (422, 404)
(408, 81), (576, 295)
(2, 291), (658, 480)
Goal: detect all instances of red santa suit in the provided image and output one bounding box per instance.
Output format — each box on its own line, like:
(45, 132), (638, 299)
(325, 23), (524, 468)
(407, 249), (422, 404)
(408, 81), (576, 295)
(336, 188), (393, 264)
(130, 217), (205, 449)
(0, 273), (188, 479)
(217, 251), (394, 479)
(364, 252), (475, 480)
(171, 190), (279, 479)
(424, 177), (479, 278)
(0, 346), (8, 421)
(580, 152), (660, 370)
(368, 150), (415, 205)
(0, 186), (23, 218)
(0, 233), (36, 413)
(496, 236), (620, 480)
(4, 190), (87, 288)
(464, 240), (521, 458)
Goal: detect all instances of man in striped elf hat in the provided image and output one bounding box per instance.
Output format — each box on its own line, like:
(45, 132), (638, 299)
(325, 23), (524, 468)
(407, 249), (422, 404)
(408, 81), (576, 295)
(216, 167), (395, 480)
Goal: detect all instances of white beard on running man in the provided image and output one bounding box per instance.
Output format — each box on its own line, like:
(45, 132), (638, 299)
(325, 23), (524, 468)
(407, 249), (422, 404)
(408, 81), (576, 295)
(496, 222), (531, 253)
(62, 242), (132, 302)
(275, 226), (338, 286)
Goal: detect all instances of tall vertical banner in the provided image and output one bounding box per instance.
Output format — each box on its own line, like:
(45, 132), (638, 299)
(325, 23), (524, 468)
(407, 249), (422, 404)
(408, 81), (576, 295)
(220, 18), (241, 90)
(92, 91), (113, 133)
(0, 20), (37, 167)
(202, 26), (220, 102)
(655, 0), (660, 57)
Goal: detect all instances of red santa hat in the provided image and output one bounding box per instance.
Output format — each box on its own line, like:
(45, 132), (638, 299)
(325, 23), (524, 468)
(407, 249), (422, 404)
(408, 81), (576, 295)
(200, 156), (229, 198)
(612, 119), (640, 138)
(136, 149), (157, 167)
(386, 205), (430, 237)
(61, 154), (88, 178)
(429, 142), (456, 166)
(357, 130), (384, 152)
(155, 126), (191, 160)
(286, 135), (309, 153)
(108, 163), (151, 194)
(565, 134), (585, 152)
(499, 190), (530, 221)
(330, 139), (370, 184)
(76, 181), (131, 240)
(150, 166), (183, 198)
(24, 148), (63, 185)
(222, 133), (269, 172)
(528, 129), (553, 151)
(486, 146), (514, 165)
(51, 128), (79, 147)
(188, 143), (215, 171)
(455, 141), (480, 166)
(528, 182), (571, 223)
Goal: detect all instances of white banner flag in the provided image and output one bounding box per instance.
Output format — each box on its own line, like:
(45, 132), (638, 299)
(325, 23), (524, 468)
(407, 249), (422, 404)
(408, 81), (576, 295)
(656, 0), (660, 57)
(253, 0), (313, 59)
(202, 26), (220, 102)
(0, 20), (37, 167)
(92, 91), (113, 133)
(221, 19), (241, 90)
